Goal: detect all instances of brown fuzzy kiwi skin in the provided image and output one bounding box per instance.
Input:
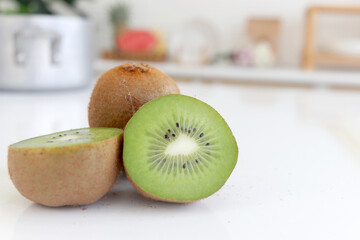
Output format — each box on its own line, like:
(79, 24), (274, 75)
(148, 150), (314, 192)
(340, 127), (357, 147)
(124, 168), (195, 204)
(88, 63), (180, 129)
(8, 134), (123, 207)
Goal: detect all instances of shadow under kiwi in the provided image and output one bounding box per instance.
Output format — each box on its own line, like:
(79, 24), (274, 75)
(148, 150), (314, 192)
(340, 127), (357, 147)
(99, 173), (197, 210)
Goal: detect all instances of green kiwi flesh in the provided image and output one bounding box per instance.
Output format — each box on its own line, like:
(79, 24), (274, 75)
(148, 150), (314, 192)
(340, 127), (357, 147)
(123, 95), (238, 202)
(10, 128), (122, 148)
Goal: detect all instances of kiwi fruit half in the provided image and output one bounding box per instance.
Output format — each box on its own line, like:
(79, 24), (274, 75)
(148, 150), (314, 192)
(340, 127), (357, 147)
(123, 95), (238, 202)
(8, 128), (123, 207)
(88, 63), (180, 129)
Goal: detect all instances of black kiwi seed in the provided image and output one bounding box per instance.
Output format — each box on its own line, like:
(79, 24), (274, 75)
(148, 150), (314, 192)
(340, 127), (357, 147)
(193, 128), (196, 132)
(165, 134), (169, 139)
(163, 158), (166, 162)
(168, 129), (171, 133)
(206, 143), (210, 146)
(188, 130), (191, 134)
(75, 132), (79, 134)
(183, 163), (186, 168)
(172, 134), (176, 137)
(176, 122), (179, 128)
(195, 159), (198, 164)
(200, 133), (204, 137)
(59, 134), (62, 137)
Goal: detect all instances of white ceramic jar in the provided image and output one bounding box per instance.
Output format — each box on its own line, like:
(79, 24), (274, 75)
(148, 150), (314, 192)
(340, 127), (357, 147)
(0, 15), (93, 90)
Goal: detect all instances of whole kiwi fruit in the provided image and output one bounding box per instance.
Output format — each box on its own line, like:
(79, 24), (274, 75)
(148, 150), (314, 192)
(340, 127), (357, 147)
(8, 128), (123, 207)
(88, 63), (180, 129)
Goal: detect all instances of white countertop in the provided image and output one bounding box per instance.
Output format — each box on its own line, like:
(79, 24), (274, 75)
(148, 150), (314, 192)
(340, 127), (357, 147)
(1, 81), (360, 240)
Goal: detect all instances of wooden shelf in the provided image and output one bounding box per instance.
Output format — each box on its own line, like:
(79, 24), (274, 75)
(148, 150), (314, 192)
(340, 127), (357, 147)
(316, 53), (360, 66)
(302, 6), (360, 69)
(310, 6), (360, 14)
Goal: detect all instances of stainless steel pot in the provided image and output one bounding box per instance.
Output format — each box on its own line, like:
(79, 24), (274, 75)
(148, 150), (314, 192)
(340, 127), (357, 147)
(0, 15), (93, 90)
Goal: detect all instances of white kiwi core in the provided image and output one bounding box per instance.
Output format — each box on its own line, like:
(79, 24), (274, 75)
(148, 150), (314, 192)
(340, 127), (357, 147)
(165, 134), (199, 156)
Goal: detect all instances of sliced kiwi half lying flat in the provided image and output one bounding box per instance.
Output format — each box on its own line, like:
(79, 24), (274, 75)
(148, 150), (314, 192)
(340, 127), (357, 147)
(8, 128), (123, 207)
(123, 95), (238, 202)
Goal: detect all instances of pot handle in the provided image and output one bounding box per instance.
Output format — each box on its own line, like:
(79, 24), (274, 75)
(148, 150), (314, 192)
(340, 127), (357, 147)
(14, 26), (61, 66)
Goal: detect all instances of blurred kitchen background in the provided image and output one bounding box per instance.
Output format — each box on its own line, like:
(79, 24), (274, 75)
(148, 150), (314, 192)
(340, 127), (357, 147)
(1, 0), (360, 82)
(1, 0), (360, 87)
